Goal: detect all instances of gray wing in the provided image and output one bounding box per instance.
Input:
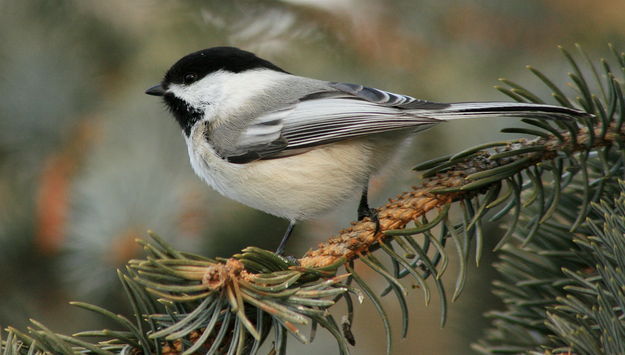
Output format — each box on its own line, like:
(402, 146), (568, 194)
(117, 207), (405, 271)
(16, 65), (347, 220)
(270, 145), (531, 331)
(223, 83), (447, 164)
(329, 82), (450, 110)
(221, 81), (586, 163)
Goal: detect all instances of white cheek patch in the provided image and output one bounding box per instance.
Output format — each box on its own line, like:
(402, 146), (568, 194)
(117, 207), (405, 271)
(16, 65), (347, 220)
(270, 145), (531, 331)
(166, 70), (248, 123)
(168, 79), (219, 110)
(166, 69), (291, 124)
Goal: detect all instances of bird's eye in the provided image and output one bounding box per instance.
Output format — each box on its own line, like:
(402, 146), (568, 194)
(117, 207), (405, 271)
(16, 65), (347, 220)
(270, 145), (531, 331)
(183, 73), (198, 84)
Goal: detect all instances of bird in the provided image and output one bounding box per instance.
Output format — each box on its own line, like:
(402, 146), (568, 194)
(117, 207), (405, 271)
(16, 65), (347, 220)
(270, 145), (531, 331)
(145, 46), (585, 255)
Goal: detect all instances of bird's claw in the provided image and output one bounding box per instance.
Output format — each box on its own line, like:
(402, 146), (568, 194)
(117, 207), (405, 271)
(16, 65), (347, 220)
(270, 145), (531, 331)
(275, 253), (300, 266)
(358, 207), (381, 234)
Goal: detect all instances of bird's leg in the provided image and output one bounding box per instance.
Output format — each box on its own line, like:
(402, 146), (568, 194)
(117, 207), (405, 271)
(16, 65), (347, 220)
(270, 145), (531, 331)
(357, 184), (381, 234)
(275, 220), (296, 255)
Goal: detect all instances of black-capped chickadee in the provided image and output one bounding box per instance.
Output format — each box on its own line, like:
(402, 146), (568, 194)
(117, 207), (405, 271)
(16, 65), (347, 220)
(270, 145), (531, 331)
(146, 46), (584, 254)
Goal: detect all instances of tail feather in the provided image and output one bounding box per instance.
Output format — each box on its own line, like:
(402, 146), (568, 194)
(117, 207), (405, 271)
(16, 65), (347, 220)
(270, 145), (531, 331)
(414, 102), (589, 121)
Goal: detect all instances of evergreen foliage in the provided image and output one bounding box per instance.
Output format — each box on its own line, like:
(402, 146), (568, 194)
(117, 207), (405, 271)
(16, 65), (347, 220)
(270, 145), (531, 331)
(2, 44), (625, 355)
(473, 181), (625, 354)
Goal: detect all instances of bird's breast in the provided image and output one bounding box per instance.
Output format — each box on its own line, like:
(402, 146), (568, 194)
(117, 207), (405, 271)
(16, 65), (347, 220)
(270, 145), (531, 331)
(186, 133), (400, 220)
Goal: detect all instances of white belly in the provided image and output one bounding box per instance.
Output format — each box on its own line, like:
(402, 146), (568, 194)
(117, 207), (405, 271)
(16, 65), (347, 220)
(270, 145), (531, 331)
(187, 134), (401, 221)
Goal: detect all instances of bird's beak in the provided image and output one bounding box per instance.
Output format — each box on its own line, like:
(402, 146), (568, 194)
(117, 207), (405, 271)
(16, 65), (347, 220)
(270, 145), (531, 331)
(145, 84), (166, 96)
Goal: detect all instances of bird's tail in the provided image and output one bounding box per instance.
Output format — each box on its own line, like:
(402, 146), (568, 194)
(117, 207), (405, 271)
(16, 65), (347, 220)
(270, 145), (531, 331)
(414, 102), (589, 121)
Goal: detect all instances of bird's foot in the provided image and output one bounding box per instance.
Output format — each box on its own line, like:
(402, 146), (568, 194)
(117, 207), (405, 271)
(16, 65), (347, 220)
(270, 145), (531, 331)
(281, 255), (300, 266)
(274, 249), (300, 266)
(358, 207), (381, 235)
(274, 247), (300, 266)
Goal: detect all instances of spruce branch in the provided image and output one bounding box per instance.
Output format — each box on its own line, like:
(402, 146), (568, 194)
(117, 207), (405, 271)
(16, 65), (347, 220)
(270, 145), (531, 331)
(300, 123), (621, 269)
(472, 182), (625, 355)
(3, 44), (625, 355)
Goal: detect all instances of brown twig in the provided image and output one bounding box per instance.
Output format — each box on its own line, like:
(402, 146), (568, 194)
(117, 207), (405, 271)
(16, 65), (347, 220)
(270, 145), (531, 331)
(299, 173), (464, 268)
(299, 124), (620, 268)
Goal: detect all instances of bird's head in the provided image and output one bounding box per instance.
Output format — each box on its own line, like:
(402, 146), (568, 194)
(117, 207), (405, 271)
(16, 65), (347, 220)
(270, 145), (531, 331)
(145, 46), (288, 135)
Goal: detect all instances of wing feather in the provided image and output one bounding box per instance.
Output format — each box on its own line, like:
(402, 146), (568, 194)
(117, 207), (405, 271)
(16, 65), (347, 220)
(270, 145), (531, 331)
(235, 96), (439, 157)
(225, 84), (444, 163)
(224, 81), (584, 164)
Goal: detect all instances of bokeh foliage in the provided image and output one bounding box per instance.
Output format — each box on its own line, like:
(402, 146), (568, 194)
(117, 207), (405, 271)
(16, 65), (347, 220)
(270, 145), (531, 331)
(2, 1), (625, 354)
(2, 40), (625, 354)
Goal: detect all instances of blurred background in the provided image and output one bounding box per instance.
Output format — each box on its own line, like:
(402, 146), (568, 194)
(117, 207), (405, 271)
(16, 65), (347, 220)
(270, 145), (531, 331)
(0, 0), (623, 353)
